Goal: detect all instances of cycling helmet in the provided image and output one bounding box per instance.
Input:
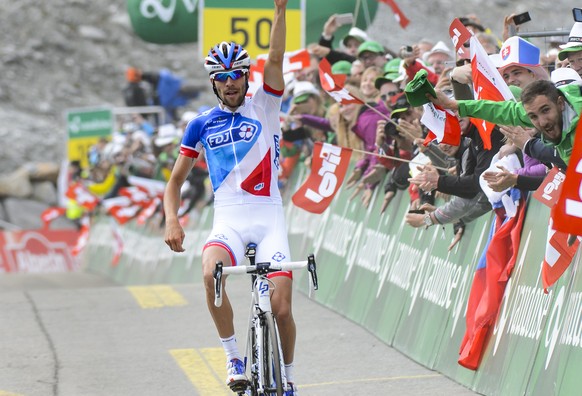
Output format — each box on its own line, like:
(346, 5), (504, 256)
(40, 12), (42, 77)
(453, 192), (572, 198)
(204, 41), (251, 75)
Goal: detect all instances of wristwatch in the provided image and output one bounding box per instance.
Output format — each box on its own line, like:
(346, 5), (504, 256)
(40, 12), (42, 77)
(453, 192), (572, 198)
(423, 213), (434, 228)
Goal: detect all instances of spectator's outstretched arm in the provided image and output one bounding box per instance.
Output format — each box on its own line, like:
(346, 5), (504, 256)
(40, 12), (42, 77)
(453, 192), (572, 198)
(263, 0), (287, 91)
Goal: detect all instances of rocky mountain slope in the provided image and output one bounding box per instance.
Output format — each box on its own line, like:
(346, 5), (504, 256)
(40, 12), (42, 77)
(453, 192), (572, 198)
(0, 0), (574, 173)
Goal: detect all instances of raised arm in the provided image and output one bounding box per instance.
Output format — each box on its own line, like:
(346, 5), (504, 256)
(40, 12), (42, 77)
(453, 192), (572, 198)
(263, 0), (287, 91)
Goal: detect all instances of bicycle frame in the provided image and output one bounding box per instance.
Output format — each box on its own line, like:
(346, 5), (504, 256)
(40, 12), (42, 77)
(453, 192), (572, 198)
(214, 248), (318, 396)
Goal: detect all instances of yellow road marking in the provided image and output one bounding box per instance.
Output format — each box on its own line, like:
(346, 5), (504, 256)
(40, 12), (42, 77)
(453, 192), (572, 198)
(170, 348), (230, 396)
(127, 285), (188, 309)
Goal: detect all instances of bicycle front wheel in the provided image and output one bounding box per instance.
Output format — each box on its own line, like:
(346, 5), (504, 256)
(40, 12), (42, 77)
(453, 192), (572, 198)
(260, 312), (284, 396)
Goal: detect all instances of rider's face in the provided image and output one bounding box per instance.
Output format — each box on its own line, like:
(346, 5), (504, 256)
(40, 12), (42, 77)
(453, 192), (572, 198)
(212, 70), (248, 109)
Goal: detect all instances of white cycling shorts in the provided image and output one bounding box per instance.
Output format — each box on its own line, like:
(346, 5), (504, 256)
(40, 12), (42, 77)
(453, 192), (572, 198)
(203, 203), (292, 279)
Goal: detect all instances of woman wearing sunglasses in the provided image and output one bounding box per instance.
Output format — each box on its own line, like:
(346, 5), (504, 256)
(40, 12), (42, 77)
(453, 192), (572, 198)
(163, 1), (300, 395)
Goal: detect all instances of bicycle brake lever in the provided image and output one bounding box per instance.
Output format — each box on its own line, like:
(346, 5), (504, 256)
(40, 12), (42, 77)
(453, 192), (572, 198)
(214, 261), (223, 307)
(307, 254), (318, 290)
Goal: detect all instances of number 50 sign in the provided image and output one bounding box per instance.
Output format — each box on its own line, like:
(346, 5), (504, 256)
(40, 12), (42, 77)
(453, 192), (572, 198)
(200, 0), (304, 59)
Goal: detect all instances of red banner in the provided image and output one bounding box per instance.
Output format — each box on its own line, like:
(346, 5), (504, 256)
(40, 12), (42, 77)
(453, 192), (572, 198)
(0, 229), (80, 273)
(292, 142), (352, 214)
(553, 121), (582, 234)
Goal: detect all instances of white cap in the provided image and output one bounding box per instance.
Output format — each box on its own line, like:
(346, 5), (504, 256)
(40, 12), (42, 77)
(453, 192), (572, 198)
(422, 41), (453, 63)
(154, 123), (180, 147)
(551, 67), (582, 87)
(342, 27), (369, 46)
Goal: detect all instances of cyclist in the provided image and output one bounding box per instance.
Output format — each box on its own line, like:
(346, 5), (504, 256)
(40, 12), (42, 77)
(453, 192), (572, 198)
(163, 1), (299, 394)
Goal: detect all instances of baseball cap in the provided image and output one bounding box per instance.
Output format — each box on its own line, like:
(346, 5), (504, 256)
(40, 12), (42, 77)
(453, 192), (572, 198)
(404, 69), (437, 107)
(374, 58), (403, 89)
(422, 41), (453, 63)
(292, 81), (319, 104)
(390, 93), (411, 118)
(498, 37), (549, 81)
(342, 27), (369, 46)
(357, 40), (385, 57)
(551, 67), (582, 87)
(558, 22), (582, 61)
(331, 60), (353, 76)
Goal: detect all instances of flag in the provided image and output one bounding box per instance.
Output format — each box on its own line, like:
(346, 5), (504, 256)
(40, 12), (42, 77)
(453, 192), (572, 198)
(319, 58), (364, 105)
(542, 216), (581, 292)
(102, 196), (142, 225)
(552, 120), (582, 234)
(532, 167), (565, 208)
(248, 49), (311, 96)
(71, 215), (91, 256)
(421, 102), (462, 146)
(292, 142), (352, 214)
(377, 0), (410, 28)
(469, 35), (514, 150)
(110, 220), (124, 267)
(459, 196), (527, 370)
(41, 207), (66, 229)
(448, 18), (472, 59)
(136, 197), (160, 225)
(65, 182), (100, 211)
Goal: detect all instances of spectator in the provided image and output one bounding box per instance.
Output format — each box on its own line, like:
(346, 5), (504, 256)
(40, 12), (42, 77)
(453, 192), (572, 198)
(422, 41), (453, 75)
(357, 41), (388, 69)
(497, 36), (549, 88)
(557, 22), (582, 78)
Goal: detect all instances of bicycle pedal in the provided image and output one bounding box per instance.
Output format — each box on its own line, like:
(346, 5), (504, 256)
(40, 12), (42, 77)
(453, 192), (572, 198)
(228, 379), (248, 393)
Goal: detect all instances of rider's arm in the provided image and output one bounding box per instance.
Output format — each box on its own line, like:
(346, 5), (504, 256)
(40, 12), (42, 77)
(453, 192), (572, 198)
(163, 154), (196, 252)
(263, 0), (287, 91)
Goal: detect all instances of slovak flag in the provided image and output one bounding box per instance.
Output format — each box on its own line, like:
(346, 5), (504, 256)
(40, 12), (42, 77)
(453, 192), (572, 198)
(542, 216), (581, 292)
(292, 142), (352, 214)
(319, 58), (364, 105)
(469, 35), (515, 149)
(421, 102), (462, 146)
(377, 0), (410, 29)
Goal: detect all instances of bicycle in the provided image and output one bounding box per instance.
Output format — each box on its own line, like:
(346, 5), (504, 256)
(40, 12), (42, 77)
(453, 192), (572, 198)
(213, 243), (318, 396)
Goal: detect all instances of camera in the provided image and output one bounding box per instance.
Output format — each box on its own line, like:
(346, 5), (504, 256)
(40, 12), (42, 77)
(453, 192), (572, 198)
(400, 45), (414, 58)
(384, 122), (400, 138)
(512, 11), (531, 26)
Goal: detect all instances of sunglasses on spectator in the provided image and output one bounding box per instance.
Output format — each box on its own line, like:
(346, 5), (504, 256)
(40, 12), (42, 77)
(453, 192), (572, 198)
(380, 91), (402, 101)
(212, 69), (247, 82)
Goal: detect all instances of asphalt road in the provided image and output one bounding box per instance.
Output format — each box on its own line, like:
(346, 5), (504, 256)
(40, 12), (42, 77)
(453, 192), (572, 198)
(0, 272), (478, 396)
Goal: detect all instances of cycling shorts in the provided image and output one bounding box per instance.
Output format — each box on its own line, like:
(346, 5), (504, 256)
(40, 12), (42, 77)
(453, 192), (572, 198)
(203, 203), (292, 279)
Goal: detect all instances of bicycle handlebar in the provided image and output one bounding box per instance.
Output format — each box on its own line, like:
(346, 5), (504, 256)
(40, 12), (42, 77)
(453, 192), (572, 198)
(213, 254), (318, 307)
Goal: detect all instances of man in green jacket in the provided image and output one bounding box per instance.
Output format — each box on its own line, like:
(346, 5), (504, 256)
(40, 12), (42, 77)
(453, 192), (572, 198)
(428, 80), (582, 164)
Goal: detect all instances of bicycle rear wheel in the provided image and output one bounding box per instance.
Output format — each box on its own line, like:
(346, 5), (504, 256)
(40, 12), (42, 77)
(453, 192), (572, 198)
(260, 312), (284, 396)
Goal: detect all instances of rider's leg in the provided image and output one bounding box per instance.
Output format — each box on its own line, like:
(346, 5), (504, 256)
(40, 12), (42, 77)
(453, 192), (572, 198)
(270, 275), (296, 365)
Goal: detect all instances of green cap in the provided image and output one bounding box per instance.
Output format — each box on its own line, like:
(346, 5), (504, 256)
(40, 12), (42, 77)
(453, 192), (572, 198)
(374, 58), (402, 89)
(404, 69), (437, 107)
(357, 40), (384, 56)
(558, 45), (582, 61)
(331, 60), (352, 75)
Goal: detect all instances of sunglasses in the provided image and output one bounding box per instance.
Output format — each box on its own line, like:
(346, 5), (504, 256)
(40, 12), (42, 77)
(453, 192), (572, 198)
(212, 69), (247, 82)
(380, 91), (402, 101)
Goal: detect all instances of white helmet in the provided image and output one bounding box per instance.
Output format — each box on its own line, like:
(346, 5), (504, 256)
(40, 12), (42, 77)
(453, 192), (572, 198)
(204, 41), (251, 75)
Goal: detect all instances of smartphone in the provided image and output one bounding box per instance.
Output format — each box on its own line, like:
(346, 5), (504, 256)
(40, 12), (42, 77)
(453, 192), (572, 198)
(573, 8), (582, 22)
(335, 13), (354, 26)
(408, 209), (425, 214)
(513, 11), (531, 25)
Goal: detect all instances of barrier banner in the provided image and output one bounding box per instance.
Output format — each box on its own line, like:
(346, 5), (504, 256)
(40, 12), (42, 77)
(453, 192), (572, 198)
(0, 229), (80, 273)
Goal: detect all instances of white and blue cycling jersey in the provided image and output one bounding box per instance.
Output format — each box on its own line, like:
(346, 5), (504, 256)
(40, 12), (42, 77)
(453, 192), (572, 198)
(180, 84), (284, 207)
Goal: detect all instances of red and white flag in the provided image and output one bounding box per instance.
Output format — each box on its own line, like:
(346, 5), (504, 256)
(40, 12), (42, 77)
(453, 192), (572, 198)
(377, 0), (410, 28)
(136, 197), (160, 225)
(542, 216), (581, 292)
(448, 18), (473, 59)
(421, 102), (462, 146)
(110, 220), (124, 267)
(41, 207), (66, 229)
(248, 49), (311, 96)
(292, 142), (352, 214)
(102, 196), (142, 225)
(469, 35), (514, 149)
(65, 182), (100, 211)
(553, 120), (582, 234)
(71, 215), (91, 256)
(319, 58), (363, 105)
